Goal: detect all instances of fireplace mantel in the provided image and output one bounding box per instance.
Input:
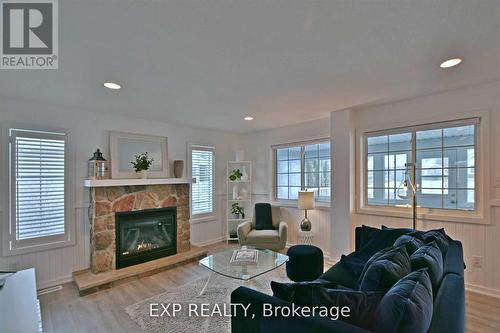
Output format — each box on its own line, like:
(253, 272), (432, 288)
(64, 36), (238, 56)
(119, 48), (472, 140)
(84, 177), (195, 187)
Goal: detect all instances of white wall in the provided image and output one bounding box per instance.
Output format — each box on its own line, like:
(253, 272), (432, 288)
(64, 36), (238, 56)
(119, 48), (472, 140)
(240, 118), (332, 258)
(350, 80), (500, 296)
(330, 109), (355, 261)
(0, 97), (239, 288)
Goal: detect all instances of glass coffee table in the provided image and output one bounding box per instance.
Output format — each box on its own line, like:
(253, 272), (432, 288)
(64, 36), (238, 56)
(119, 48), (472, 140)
(198, 247), (289, 296)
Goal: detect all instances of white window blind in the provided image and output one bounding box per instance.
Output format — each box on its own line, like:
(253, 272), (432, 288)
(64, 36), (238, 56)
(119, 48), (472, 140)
(10, 129), (67, 241)
(191, 146), (214, 216)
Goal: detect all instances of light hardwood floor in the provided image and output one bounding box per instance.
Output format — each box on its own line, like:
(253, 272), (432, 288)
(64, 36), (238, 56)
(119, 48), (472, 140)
(39, 242), (500, 333)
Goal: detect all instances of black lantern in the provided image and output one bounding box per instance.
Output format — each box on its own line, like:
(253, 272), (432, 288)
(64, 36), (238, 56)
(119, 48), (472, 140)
(87, 149), (109, 180)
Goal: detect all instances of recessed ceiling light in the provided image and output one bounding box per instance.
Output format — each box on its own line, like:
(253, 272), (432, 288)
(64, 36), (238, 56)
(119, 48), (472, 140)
(440, 58), (462, 69)
(103, 82), (121, 90)
(244, 116), (254, 121)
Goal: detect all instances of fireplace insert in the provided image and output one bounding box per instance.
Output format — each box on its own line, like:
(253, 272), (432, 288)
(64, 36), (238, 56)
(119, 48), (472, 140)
(115, 207), (177, 269)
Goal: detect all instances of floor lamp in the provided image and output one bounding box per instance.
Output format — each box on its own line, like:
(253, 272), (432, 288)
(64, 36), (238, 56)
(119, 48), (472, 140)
(403, 162), (418, 230)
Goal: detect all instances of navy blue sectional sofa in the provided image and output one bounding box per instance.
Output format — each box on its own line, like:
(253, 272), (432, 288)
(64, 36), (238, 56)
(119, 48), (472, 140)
(231, 226), (465, 333)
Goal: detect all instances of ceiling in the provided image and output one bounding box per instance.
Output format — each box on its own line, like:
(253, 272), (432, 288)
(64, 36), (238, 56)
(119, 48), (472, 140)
(1, 0), (499, 134)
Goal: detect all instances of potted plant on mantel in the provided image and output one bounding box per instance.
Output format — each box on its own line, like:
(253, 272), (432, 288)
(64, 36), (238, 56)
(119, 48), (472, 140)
(131, 152), (154, 179)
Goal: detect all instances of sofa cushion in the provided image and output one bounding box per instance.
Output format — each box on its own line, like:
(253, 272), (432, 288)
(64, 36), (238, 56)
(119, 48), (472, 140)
(319, 260), (359, 289)
(270, 280), (344, 304)
(357, 247), (390, 279)
(359, 246), (411, 292)
(340, 251), (375, 277)
(356, 225), (382, 250)
(254, 203), (275, 230)
(407, 229), (450, 255)
(374, 269), (434, 333)
(410, 241), (443, 291)
(311, 287), (384, 330)
(271, 281), (383, 331)
(394, 235), (424, 255)
(342, 227), (412, 277)
(422, 229), (450, 254)
(246, 230), (280, 243)
(361, 226), (413, 253)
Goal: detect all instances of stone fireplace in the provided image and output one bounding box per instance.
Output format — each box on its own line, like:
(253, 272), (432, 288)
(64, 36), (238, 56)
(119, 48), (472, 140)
(89, 184), (191, 273)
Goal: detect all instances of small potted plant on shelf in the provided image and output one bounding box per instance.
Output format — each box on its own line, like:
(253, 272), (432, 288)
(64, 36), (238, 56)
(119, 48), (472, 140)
(231, 202), (245, 219)
(131, 152), (154, 179)
(229, 169), (243, 181)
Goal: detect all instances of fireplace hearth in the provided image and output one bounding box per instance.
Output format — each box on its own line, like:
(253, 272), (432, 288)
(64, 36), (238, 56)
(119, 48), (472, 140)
(115, 207), (177, 269)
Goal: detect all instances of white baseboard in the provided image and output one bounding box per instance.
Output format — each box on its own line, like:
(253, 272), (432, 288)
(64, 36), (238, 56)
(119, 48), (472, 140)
(466, 283), (500, 299)
(36, 274), (73, 291)
(191, 236), (226, 248)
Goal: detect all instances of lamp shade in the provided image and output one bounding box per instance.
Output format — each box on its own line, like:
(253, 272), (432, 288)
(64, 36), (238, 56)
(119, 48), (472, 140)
(298, 191), (315, 210)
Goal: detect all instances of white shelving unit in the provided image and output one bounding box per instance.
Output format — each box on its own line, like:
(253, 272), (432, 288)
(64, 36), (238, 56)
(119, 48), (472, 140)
(226, 161), (252, 242)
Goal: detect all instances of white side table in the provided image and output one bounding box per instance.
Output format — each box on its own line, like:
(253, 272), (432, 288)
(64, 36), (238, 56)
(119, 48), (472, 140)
(297, 230), (315, 245)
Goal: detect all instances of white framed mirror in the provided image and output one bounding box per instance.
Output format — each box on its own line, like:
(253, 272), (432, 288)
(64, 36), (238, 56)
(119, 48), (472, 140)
(109, 131), (168, 179)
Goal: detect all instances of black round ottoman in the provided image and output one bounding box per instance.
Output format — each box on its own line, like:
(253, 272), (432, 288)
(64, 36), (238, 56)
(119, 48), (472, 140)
(286, 245), (324, 282)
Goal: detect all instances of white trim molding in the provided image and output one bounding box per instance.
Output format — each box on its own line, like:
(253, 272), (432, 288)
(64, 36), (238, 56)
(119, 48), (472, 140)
(187, 143), (216, 221)
(466, 283), (500, 299)
(84, 178), (195, 187)
(109, 131), (169, 179)
(37, 275), (74, 291)
(191, 236), (226, 248)
(189, 216), (217, 225)
(355, 110), (491, 225)
(2, 125), (76, 256)
(271, 138), (331, 204)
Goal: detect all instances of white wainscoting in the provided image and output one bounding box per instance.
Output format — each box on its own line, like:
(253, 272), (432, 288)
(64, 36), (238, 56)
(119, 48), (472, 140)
(280, 206), (331, 257)
(0, 207), (90, 289)
(190, 195), (227, 246)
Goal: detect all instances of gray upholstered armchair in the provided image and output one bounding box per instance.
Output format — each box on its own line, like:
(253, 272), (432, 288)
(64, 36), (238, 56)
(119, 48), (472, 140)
(237, 203), (287, 251)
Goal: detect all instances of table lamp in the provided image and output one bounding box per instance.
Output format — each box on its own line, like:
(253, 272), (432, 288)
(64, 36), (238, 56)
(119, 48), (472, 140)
(298, 190), (315, 231)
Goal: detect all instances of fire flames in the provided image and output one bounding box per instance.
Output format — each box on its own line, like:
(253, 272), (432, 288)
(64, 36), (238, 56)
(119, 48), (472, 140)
(122, 240), (161, 256)
(136, 240), (160, 251)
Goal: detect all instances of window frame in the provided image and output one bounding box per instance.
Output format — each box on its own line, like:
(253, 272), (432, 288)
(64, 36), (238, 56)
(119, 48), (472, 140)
(188, 143), (216, 223)
(358, 116), (489, 224)
(3, 126), (75, 256)
(272, 138), (331, 207)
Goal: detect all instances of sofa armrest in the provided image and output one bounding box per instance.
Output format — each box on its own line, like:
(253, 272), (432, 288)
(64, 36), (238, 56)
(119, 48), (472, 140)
(237, 221), (252, 243)
(278, 221), (288, 249)
(231, 286), (370, 333)
(278, 221), (287, 241)
(428, 273), (465, 333)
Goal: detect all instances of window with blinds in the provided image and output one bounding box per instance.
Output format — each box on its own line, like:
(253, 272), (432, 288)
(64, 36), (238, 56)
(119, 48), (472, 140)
(191, 146), (214, 217)
(10, 129), (67, 242)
